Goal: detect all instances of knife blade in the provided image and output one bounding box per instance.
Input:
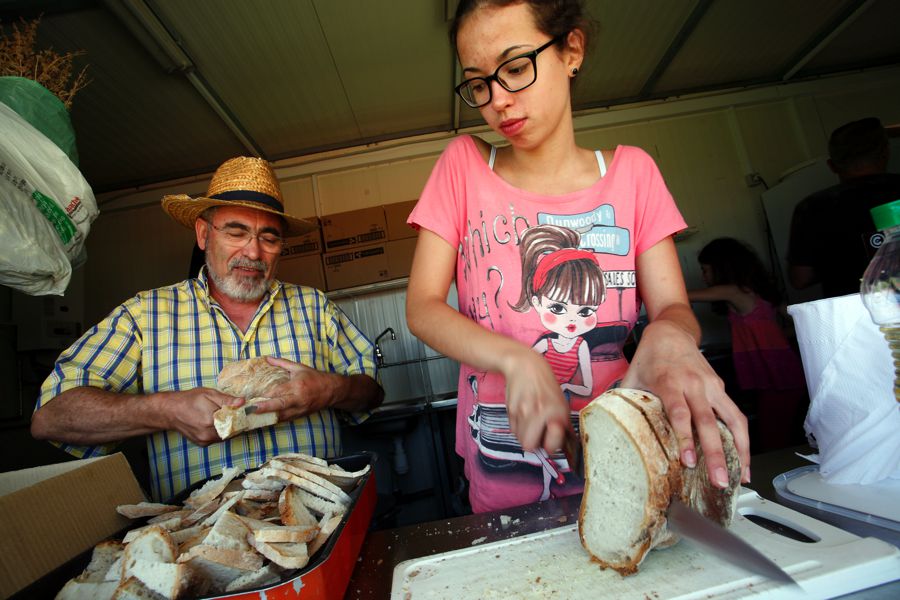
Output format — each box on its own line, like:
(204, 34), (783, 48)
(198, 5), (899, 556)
(561, 428), (583, 480)
(667, 498), (798, 586)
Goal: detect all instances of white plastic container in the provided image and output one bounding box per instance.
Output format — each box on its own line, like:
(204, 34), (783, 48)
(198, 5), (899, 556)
(773, 465), (900, 548)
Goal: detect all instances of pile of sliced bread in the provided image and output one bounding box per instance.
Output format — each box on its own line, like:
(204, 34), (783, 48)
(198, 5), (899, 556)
(55, 453), (369, 599)
(578, 389), (742, 575)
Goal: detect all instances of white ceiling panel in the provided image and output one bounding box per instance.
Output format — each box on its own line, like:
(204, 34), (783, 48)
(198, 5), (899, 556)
(153, 0), (361, 156)
(316, 0), (454, 139)
(652, 0), (852, 93)
(798, 0), (900, 76)
(35, 7), (245, 190)
(2, 0), (897, 192)
(575, 0), (698, 106)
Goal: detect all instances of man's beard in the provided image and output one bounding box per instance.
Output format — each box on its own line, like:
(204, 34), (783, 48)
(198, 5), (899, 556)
(207, 255), (270, 302)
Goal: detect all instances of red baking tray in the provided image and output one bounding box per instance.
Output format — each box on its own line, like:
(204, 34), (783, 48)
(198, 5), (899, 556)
(14, 451), (377, 600)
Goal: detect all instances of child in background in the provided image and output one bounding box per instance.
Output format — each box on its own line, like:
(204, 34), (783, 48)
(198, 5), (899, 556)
(405, 0), (749, 512)
(688, 238), (808, 451)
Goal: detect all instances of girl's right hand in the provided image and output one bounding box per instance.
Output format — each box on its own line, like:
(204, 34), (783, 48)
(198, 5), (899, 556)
(502, 346), (570, 454)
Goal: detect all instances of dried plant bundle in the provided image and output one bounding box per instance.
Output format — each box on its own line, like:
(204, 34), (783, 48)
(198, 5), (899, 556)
(0, 16), (90, 110)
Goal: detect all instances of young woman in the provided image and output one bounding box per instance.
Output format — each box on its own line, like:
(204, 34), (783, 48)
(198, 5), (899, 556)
(688, 238), (808, 451)
(405, 0), (749, 512)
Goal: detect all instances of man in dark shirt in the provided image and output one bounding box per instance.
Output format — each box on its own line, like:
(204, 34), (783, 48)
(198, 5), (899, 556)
(788, 117), (900, 299)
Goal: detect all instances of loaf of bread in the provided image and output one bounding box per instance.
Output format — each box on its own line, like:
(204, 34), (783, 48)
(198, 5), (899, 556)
(213, 357), (288, 439)
(578, 389), (741, 575)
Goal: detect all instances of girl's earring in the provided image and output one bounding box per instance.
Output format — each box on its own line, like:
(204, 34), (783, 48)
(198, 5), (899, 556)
(572, 67), (579, 77)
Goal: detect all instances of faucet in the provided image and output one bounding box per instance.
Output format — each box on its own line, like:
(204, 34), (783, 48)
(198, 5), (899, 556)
(374, 327), (396, 367)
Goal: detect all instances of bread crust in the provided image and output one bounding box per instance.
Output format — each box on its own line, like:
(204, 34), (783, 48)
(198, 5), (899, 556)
(578, 392), (672, 575)
(578, 389), (741, 575)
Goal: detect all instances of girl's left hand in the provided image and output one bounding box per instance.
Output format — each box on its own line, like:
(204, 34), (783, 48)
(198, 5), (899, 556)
(621, 319), (751, 487)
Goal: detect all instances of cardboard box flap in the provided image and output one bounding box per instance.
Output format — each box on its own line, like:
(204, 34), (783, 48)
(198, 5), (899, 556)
(0, 453), (146, 598)
(0, 455), (108, 496)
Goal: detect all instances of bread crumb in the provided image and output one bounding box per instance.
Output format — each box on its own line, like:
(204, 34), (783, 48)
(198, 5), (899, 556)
(499, 515), (511, 529)
(471, 536), (487, 545)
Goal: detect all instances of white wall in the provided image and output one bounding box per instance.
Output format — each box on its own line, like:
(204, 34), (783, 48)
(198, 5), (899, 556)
(85, 67), (900, 347)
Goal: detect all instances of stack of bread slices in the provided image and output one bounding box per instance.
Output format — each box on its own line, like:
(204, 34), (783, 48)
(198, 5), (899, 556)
(55, 453), (368, 599)
(578, 389), (742, 575)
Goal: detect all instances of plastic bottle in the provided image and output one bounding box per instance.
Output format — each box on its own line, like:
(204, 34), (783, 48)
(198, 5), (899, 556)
(859, 198), (900, 402)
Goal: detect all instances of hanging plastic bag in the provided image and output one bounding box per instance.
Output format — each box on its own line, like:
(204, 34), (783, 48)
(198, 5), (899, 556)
(0, 100), (98, 295)
(0, 76), (79, 166)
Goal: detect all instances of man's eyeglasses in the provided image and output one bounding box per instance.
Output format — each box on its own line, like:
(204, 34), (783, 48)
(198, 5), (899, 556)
(455, 34), (565, 109)
(208, 222), (284, 253)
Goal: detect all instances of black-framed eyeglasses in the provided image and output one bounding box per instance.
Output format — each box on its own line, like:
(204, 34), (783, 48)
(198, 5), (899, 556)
(208, 222), (284, 253)
(455, 34), (565, 108)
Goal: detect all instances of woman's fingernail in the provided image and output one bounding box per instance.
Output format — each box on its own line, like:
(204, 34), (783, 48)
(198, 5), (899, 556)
(683, 449), (697, 468)
(716, 467), (729, 488)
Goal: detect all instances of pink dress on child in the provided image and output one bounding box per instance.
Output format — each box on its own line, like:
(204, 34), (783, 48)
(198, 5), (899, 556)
(729, 297), (808, 451)
(728, 297), (805, 391)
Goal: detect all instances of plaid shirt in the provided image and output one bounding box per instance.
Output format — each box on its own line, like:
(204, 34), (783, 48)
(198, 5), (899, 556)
(37, 269), (376, 501)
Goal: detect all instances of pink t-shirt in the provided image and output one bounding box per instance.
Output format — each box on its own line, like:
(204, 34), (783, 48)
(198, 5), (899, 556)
(408, 135), (686, 513)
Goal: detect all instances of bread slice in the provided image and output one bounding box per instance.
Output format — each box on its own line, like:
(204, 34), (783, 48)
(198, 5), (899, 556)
(213, 402), (279, 440)
(116, 502), (181, 519)
(176, 545), (262, 593)
(55, 579), (119, 600)
(273, 455), (370, 490)
(125, 560), (194, 599)
(251, 523), (318, 543)
(269, 459), (352, 504)
(77, 540), (124, 583)
(235, 498), (279, 520)
(279, 484), (318, 527)
(256, 467), (350, 506)
(123, 527), (178, 566)
(578, 389), (741, 575)
(307, 513), (343, 557)
(184, 466), (243, 508)
(223, 563), (284, 593)
(111, 577), (167, 600)
(202, 510), (251, 552)
(247, 534), (310, 570)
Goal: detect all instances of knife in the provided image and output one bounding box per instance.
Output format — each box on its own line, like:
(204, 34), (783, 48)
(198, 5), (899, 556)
(667, 498), (798, 586)
(561, 427), (584, 480)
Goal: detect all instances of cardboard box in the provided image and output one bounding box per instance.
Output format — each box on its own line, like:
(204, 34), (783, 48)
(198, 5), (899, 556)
(383, 200), (418, 241)
(321, 206), (387, 252)
(280, 219), (323, 258)
(277, 252), (327, 291)
(0, 453), (145, 597)
(322, 237), (417, 291)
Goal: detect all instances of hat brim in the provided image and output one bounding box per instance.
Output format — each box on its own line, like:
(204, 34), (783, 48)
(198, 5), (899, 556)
(161, 195), (317, 237)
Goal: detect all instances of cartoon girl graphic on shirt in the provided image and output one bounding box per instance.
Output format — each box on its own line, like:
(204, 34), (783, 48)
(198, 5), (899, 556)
(483, 224), (605, 501)
(511, 224), (606, 406)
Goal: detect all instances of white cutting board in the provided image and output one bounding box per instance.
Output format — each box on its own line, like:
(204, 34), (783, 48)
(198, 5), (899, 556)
(391, 489), (900, 599)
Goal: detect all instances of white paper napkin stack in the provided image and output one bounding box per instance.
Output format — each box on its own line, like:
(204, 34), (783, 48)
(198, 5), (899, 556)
(788, 293), (900, 485)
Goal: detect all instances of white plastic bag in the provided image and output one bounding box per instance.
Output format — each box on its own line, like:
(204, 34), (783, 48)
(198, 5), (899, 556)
(0, 101), (98, 295)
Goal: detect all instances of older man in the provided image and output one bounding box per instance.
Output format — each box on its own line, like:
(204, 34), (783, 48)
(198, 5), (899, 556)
(31, 157), (383, 501)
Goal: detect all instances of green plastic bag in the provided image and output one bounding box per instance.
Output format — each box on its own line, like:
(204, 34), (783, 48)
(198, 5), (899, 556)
(0, 76), (78, 166)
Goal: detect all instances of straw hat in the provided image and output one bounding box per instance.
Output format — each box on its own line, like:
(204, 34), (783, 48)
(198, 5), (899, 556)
(162, 156), (316, 236)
